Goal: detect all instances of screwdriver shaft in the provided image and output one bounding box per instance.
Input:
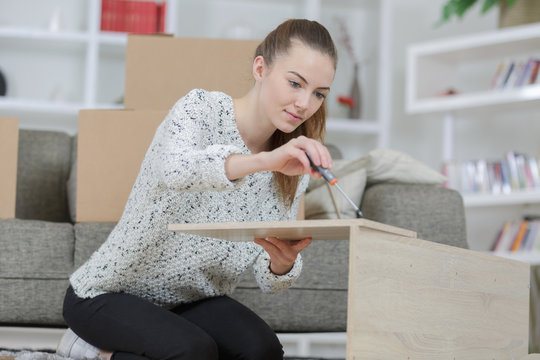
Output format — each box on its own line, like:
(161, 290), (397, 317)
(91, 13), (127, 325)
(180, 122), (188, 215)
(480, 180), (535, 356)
(334, 183), (363, 217)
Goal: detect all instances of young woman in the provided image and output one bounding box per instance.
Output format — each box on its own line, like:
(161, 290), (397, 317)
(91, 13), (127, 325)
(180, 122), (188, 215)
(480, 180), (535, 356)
(58, 18), (338, 360)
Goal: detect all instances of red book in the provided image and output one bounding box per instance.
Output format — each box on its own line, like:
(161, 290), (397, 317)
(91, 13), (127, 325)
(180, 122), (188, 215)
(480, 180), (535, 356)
(110, 0), (126, 32)
(101, 0), (113, 31)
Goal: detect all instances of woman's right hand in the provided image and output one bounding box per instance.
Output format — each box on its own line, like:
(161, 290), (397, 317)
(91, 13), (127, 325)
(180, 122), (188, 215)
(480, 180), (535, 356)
(263, 136), (332, 178)
(225, 136), (332, 181)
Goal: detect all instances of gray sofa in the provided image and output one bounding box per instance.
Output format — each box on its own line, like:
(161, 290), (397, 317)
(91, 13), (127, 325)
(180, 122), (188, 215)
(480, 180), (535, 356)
(0, 129), (468, 334)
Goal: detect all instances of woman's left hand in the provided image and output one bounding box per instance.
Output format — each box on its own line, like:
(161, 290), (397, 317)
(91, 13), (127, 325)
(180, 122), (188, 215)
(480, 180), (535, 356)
(254, 236), (312, 275)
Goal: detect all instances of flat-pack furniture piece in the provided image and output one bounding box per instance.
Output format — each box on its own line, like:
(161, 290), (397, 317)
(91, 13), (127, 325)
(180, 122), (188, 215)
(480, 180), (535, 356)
(170, 218), (532, 360)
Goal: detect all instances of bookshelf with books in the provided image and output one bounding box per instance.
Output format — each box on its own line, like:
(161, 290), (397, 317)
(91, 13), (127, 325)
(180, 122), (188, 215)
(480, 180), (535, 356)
(406, 22), (540, 263)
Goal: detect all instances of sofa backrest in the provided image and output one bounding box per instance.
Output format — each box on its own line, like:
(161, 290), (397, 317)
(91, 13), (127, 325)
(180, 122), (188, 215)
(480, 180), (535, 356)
(16, 129), (73, 222)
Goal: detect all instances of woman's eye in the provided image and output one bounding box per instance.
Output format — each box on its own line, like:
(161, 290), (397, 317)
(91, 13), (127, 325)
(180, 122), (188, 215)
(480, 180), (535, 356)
(315, 92), (326, 100)
(289, 80), (300, 88)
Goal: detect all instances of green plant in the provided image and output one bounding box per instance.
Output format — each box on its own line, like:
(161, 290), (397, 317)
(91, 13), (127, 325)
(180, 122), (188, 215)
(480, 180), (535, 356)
(437, 0), (517, 26)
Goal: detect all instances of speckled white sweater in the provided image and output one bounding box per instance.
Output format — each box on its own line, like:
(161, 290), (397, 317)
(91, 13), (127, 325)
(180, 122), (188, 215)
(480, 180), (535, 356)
(70, 89), (309, 308)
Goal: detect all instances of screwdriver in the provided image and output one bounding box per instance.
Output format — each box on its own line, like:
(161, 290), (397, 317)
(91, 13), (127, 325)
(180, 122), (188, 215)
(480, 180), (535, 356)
(305, 152), (363, 218)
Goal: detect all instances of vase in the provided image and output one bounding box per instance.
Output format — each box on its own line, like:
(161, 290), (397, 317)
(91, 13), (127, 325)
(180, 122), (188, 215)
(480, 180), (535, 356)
(348, 63), (361, 119)
(498, 0), (540, 28)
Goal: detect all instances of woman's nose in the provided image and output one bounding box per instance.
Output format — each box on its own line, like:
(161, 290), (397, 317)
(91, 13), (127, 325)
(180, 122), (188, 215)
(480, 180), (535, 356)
(294, 92), (310, 111)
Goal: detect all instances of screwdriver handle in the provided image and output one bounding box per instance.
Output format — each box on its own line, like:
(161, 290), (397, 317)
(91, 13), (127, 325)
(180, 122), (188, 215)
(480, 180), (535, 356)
(305, 152), (337, 185)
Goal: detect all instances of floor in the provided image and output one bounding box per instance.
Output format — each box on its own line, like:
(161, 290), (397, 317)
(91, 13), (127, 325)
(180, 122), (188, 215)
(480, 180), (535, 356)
(0, 327), (347, 358)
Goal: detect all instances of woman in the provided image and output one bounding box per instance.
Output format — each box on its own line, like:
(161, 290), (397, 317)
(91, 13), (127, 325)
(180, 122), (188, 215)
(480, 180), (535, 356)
(58, 18), (338, 360)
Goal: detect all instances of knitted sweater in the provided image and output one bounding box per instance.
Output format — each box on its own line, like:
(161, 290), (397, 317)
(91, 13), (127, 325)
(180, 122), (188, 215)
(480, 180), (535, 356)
(70, 89), (309, 308)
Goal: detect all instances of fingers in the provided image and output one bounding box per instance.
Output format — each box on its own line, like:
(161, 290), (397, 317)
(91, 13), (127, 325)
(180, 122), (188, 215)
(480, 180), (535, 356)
(292, 136), (332, 170)
(253, 236), (312, 268)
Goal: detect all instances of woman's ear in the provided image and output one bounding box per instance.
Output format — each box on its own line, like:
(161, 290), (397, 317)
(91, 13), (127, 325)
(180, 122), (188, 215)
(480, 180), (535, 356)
(252, 55), (265, 81)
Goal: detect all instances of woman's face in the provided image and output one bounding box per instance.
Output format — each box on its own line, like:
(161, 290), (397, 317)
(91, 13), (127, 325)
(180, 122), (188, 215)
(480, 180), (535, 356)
(257, 41), (335, 133)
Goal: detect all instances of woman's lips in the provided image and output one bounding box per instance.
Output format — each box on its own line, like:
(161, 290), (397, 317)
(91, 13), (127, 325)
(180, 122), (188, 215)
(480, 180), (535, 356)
(285, 110), (302, 122)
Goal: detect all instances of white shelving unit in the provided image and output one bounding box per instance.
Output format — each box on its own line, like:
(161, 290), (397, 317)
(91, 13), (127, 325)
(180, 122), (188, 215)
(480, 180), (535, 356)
(406, 22), (540, 264)
(0, 0), (392, 154)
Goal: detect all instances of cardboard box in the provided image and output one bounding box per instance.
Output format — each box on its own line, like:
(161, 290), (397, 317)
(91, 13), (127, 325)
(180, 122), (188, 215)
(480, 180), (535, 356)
(124, 35), (259, 110)
(77, 35), (260, 222)
(77, 110), (166, 222)
(0, 117), (19, 219)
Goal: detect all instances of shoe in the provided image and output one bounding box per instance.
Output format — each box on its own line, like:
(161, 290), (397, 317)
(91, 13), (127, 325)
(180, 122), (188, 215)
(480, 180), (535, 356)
(56, 328), (100, 359)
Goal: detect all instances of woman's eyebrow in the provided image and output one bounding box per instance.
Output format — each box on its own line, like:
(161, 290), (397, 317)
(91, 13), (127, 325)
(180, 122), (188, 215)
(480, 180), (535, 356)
(288, 71), (330, 90)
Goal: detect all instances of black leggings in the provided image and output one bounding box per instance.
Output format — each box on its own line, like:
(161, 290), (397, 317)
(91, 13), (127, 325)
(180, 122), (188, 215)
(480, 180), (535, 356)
(62, 286), (283, 360)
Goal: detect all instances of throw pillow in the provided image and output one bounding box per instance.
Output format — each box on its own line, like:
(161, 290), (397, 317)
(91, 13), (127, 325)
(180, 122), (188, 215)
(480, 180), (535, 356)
(305, 160), (367, 219)
(365, 148), (447, 185)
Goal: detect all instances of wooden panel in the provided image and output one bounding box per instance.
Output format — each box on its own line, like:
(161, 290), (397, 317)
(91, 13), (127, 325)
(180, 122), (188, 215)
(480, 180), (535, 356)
(77, 109), (167, 222)
(168, 219), (417, 242)
(347, 227), (530, 360)
(0, 117), (18, 219)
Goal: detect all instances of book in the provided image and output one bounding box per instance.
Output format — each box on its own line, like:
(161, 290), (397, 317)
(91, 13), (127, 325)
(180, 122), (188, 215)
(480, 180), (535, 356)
(490, 60), (506, 90)
(511, 220), (529, 252)
(529, 59), (540, 85)
(515, 58), (533, 87)
(494, 221), (520, 252)
(501, 61), (516, 89)
(492, 221), (511, 251)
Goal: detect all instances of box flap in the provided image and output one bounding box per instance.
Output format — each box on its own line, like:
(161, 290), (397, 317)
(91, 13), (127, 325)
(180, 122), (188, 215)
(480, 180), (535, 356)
(124, 35), (259, 110)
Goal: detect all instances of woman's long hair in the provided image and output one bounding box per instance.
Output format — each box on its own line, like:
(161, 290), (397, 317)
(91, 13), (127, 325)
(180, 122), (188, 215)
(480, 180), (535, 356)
(254, 19), (338, 207)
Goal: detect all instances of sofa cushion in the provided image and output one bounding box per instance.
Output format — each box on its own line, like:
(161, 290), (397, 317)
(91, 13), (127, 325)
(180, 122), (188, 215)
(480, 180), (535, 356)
(74, 222), (116, 268)
(16, 130), (72, 222)
(0, 219), (74, 278)
(235, 238), (349, 331)
(0, 278), (69, 325)
(362, 183), (468, 249)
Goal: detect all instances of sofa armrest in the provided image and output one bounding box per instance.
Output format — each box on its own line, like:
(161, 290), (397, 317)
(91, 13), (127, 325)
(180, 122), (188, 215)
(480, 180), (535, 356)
(361, 183), (468, 249)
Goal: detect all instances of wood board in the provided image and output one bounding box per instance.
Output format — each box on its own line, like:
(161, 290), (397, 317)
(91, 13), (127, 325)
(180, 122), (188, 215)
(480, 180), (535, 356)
(168, 218), (417, 242)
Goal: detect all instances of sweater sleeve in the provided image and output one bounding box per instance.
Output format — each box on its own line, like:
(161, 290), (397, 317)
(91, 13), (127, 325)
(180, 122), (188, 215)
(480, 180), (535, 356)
(151, 90), (245, 192)
(253, 251), (303, 293)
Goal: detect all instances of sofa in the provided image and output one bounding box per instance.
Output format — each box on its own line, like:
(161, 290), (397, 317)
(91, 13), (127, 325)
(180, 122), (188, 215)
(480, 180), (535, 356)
(0, 129), (478, 338)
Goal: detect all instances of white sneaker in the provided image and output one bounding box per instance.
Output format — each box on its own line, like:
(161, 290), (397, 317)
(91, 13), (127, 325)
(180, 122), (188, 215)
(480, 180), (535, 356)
(56, 328), (101, 359)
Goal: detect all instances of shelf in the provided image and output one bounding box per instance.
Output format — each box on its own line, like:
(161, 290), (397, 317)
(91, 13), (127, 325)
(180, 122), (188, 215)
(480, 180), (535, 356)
(408, 22), (540, 62)
(463, 190), (540, 207)
(98, 32), (128, 46)
(325, 118), (380, 134)
(408, 84), (540, 114)
(0, 26), (89, 43)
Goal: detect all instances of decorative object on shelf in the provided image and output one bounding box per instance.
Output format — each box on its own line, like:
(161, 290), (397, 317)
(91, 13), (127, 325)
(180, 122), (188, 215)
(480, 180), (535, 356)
(335, 17), (362, 120)
(499, 0), (540, 28)
(0, 68), (6, 96)
(437, 0), (540, 28)
(337, 95), (355, 117)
